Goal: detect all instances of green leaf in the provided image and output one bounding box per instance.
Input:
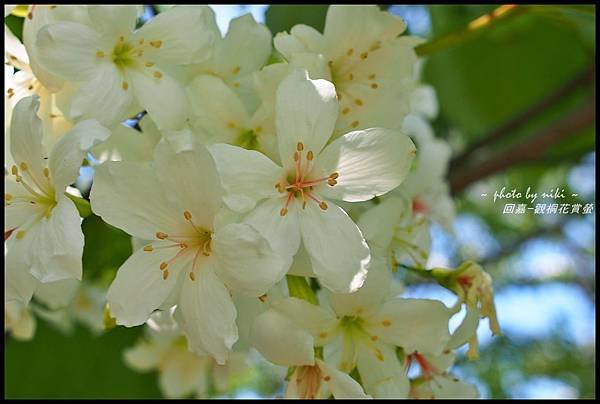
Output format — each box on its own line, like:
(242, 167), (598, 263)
(424, 6), (591, 138)
(81, 214), (132, 286)
(5, 320), (161, 398)
(265, 5), (329, 34)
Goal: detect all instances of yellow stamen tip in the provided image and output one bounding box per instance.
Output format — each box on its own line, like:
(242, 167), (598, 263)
(323, 375), (331, 381)
(330, 172), (339, 179)
(280, 208), (288, 217)
(306, 151), (314, 161)
(5, 193), (13, 201)
(319, 201), (328, 210)
(360, 52), (368, 60)
(122, 81), (129, 91)
(16, 230), (25, 239)
(232, 66), (240, 75)
(96, 51), (104, 58)
(346, 48), (354, 56)
(10, 165), (17, 175)
(351, 120), (359, 128)
(382, 320), (392, 327)
(371, 335), (379, 341)
(156, 232), (168, 240)
(371, 83), (379, 89)
(184, 210), (192, 220)
(149, 40), (162, 48)
(293, 152), (300, 162)
(143, 245), (153, 252)
(232, 82), (240, 88)
(43, 167), (50, 178)
(354, 99), (363, 106)
(189, 272), (195, 281)
(342, 107), (350, 115)
(296, 142), (304, 151)
(162, 269), (169, 280)
(153, 71), (162, 79)
(145, 61), (154, 67)
(160, 262), (168, 270)
(19, 162), (28, 171)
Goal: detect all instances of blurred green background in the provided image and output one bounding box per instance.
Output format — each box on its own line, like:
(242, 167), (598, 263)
(5, 4), (596, 399)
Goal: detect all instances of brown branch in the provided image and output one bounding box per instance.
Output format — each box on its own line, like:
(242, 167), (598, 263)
(450, 64), (595, 172)
(449, 95), (596, 194)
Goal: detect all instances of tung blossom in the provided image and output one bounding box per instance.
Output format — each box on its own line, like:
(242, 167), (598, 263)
(273, 5), (421, 137)
(210, 70), (416, 293)
(4, 96), (109, 289)
(250, 262), (453, 398)
(91, 137), (286, 364)
(34, 5), (216, 129)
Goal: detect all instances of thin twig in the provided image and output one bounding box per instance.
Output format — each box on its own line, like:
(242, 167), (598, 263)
(449, 96), (596, 194)
(450, 64), (595, 172)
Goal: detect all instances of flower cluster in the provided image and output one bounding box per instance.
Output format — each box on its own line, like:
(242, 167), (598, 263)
(4, 5), (500, 398)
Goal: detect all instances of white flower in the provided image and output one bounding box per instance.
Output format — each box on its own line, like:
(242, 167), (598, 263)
(4, 96), (110, 285)
(405, 351), (479, 399)
(250, 262), (453, 398)
(124, 311), (248, 398)
(4, 300), (36, 340)
(210, 70), (416, 293)
(274, 5), (421, 136)
(432, 261), (501, 359)
(90, 113), (162, 164)
(357, 195), (432, 268)
(186, 74), (278, 160)
(5, 18), (73, 147)
(34, 5), (216, 129)
(91, 137), (286, 364)
(285, 359), (370, 399)
(183, 11), (272, 111)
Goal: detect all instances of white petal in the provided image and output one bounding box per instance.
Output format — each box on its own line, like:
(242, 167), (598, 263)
(356, 196), (405, 259)
(213, 223), (287, 296)
(328, 258), (392, 317)
(69, 63), (133, 127)
(356, 340), (409, 398)
(91, 161), (180, 240)
(129, 67), (190, 131)
(274, 24), (324, 59)
(49, 119), (110, 192)
(212, 13), (272, 78)
(5, 241), (38, 305)
(9, 96), (47, 191)
(367, 298), (452, 355)
(244, 197), (301, 257)
(187, 75), (252, 145)
(87, 5), (137, 36)
(123, 340), (167, 371)
(431, 376), (479, 399)
(447, 305), (481, 350)
(271, 297), (338, 343)
(177, 264), (238, 364)
(323, 5), (406, 61)
(35, 21), (101, 82)
(316, 359), (370, 399)
(4, 176), (46, 232)
(250, 308), (315, 366)
(300, 202), (370, 293)
(276, 70), (338, 168)
(159, 347), (207, 398)
(27, 195), (84, 282)
(208, 143), (281, 213)
(153, 138), (223, 229)
(34, 278), (79, 309)
(314, 128), (416, 202)
(135, 5), (215, 65)
(91, 122), (158, 163)
(107, 244), (188, 327)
